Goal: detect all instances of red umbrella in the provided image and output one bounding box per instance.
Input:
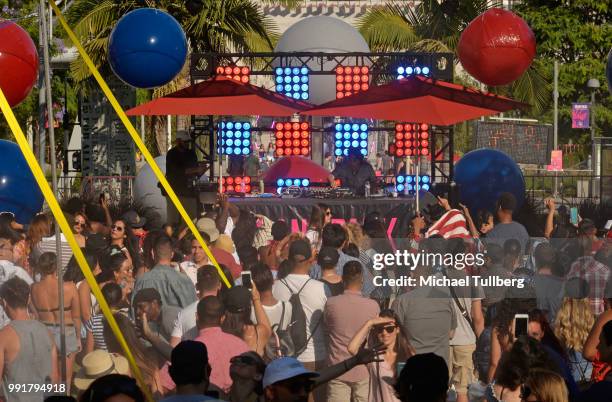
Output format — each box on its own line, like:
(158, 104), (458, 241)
(126, 75), (312, 116)
(302, 75), (529, 125)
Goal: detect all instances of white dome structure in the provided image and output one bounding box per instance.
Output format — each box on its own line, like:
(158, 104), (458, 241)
(274, 16), (371, 105)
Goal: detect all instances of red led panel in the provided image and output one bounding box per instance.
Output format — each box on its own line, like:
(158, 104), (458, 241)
(335, 66), (370, 99)
(220, 176), (252, 193)
(392, 123), (430, 157)
(274, 121), (311, 157)
(215, 65), (250, 84)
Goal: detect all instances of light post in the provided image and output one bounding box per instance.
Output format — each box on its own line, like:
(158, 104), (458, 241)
(587, 78), (600, 197)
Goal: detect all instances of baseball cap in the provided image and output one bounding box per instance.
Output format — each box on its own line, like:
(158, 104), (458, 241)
(195, 218), (220, 243)
(317, 246), (339, 267)
(288, 239), (312, 262)
(222, 286), (251, 314)
(262, 357), (319, 388)
(122, 210), (147, 229)
(175, 130), (191, 142)
(133, 288), (162, 305)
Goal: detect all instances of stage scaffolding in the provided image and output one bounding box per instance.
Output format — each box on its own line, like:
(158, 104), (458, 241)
(188, 51), (456, 183)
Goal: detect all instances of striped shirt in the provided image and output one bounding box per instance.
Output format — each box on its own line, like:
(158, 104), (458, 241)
(85, 308), (130, 351)
(37, 234), (73, 271)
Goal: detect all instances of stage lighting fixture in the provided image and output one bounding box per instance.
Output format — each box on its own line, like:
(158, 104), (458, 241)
(274, 121), (311, 157)
(276, 178), (310, 193)
(334, 122), (369, 157)
(392, 123), (430, 157)
(216, 121), (252, 156)
(220, 176), (252, 194)
(335, 65), (370, 99)
(215, 65), (250, 83)
(396, 64), (431, 79)
(274, 66), (309, 100)
(395, 174), (431, 193)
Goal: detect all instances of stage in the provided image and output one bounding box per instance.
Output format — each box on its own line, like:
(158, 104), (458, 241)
(229, 196), (417, 236)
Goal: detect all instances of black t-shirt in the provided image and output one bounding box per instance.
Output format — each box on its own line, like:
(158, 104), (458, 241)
(332, 160), (376, 195)
(321, 279), (344, 297)
(165, 146), (198, 196)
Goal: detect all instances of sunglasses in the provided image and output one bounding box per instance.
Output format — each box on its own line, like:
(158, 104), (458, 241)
(376, 325), (397, 334)
(282, 378), (314, 393)
(520, 385), (540, 402)
(325, 211), (332, 216)
(74, 222), (86, 228)
(230, 355), (258, 366)
(111, 225), (124, 232)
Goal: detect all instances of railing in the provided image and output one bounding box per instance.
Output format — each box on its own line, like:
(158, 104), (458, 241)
(524, 173), (611, 208)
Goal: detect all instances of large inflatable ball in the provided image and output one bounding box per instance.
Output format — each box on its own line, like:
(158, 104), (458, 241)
(0, 20), (38, 107)
(455, 148), (525, 214)
(0, 140), (44, 223)
(458, 8), (536, 86)
(134, 155), (167, 225)
(108, 8), (187, 88)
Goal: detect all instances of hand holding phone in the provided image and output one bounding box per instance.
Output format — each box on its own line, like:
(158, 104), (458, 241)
(513, 314), (529, 339)
(241, 271), (252, 289)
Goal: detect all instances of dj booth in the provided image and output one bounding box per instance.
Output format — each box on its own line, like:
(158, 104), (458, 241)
(228, 196), (416, 237)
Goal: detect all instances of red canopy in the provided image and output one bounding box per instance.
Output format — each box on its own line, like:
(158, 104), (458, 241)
(126, 76), (313, 116)
(302, 76), (529, 125)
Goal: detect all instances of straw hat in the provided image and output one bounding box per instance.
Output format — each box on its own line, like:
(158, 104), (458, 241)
(74, 350), (130, 390)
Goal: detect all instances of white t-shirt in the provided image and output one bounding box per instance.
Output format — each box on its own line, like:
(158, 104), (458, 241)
(250, 300), (293, 331)
(171, 300), (198, 341)
(178, 261), (199, 286)
(272, 274), (328, 363)
(305, 230), (321, 250)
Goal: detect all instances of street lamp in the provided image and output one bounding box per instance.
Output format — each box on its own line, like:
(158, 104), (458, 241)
(587, 78), (600, 196)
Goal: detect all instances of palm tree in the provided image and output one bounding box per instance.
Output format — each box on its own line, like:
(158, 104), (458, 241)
(64, 0), (281, 84)
(357, 0), (550, 113)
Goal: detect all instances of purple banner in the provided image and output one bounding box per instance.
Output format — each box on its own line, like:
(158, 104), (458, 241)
(572, 103), (590, 129)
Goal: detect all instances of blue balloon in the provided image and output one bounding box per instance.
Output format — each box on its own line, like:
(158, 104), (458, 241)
(0, 140), (43, 223)
(108, 8), (187, 88)
(455, 148), (525, 214)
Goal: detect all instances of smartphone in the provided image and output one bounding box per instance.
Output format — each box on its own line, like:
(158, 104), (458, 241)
(570, 207), (579, 225)
(241, 271), (252, 289)
(514, 314), (529, 339)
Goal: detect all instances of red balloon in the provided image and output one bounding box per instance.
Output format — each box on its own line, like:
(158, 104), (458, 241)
(457, 8), (535, 86)
(0, 21), (38, 107)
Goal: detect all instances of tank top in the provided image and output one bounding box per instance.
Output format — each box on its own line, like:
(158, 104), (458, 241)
(2, 320), (53, 402)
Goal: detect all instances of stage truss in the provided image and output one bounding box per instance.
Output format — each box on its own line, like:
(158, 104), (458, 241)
(188, 52), (455, 183)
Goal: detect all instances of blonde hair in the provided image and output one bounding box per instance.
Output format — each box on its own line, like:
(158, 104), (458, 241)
(344, 222), (369, 249)
(554, 297), (594, 353)
(524, 369), (568, 402)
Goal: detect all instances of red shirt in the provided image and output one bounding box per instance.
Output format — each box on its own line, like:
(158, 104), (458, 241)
(161, 327), (250, 393)
(211, 247), (242, 279)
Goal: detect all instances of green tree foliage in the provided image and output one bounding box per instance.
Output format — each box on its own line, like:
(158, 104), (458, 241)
(63, 0), (279, 84)
(356, 0), (551, 114)
(515, 0), (612, 151)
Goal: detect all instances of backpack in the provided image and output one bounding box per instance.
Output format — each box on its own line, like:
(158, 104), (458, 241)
(264, 302), (295, 361)
(280, 278), (321, 357)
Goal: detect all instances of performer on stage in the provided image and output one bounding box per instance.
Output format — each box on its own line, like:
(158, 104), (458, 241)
(163, 130), (206, 225)
(329, 149), (377, 196)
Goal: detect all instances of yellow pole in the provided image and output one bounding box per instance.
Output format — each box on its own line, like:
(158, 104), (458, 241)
(47, 1), (231, 288)
(0, 88), (152, 401)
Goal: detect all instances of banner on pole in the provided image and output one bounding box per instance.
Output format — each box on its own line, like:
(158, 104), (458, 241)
(547, 150), (563, 171)
(571, 103), (590, 129)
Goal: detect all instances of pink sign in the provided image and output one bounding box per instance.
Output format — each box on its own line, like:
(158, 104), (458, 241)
(547, 150), (563, 171)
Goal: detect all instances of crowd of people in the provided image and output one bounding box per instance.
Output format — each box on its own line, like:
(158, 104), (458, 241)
(0, 189), (609, 402)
